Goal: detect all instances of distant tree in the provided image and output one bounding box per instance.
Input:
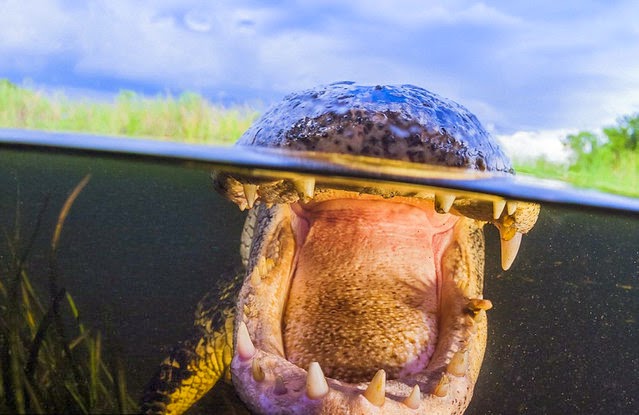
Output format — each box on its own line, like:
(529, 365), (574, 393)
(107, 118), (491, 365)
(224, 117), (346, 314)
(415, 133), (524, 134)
(603, 114), (638, 152)
(563, 130), (600, 163)
(563, 113), (639, 166)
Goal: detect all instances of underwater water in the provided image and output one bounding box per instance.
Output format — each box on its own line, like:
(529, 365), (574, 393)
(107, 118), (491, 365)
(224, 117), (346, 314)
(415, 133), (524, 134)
(0, 146), (637, 414)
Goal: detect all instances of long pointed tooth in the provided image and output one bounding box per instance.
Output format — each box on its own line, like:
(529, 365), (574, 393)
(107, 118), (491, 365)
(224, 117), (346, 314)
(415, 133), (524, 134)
(363, 369), (386, 407)
(403, 385), (421, 409)
(493, 200), (506, 220)
(501, 231), (522, 271)
(306, 362), (329, 399)
(433, 374), (449, 397)
(435, 193), (455, 214)
(252, 359), (265, 382)
(449, 350), (469, 377)
(243, 184), (258, 209)
(236, 321), (256, 361)
(294, 178), (315, 200)
(507, 201), (518, 215)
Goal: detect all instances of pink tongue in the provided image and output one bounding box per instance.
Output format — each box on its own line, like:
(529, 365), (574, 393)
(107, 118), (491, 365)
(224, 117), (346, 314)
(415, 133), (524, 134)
(283, 199), (458, 382)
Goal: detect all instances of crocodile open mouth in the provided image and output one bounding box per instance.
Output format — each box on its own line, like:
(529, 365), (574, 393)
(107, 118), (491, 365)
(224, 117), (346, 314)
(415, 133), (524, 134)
(284, 197), (457, 384)
(214, 174), (539, 414)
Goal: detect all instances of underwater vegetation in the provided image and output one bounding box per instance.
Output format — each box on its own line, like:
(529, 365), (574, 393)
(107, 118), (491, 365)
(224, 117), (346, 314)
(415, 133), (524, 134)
(0, 176), (136, 414)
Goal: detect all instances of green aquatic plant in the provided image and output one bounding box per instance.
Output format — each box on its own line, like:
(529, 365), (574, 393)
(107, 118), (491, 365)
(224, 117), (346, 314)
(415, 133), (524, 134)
(0, 177), (136, 414)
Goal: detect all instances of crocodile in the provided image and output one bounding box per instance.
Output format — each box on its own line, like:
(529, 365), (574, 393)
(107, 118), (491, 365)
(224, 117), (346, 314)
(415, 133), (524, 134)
(141, 82), (540, 414)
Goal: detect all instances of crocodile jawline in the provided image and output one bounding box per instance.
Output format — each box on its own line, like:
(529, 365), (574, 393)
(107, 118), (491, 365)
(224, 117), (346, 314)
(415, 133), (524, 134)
(230, 192), (493, 414)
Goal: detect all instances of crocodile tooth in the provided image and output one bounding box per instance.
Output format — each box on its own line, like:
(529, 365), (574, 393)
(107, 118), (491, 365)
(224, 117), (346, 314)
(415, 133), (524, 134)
(237, 321), (256, 361)
(449, 349), (469, 377)
(252, 359), (265, 382)
(294, 178), (315, 201)
(274, 375), (287, 395)
(433, 374), (450, 397)
(243, 184), (258, 209)
(435, 193), (455, 214)
(363, 369), (386, 407)
(493, 200), (506, 220)
(403, 385), (421, 409)
(506, 201), (518, 215)
(415, 191), (432, 199)
(306, 362), (329, 399)
(467, 298), (493, 317)
(500, 231), (522, 271)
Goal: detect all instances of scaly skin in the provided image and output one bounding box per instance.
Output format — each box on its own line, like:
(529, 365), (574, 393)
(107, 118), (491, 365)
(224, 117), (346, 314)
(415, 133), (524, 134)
(140, 280), (239, 414)
(141, 83), (540, 414)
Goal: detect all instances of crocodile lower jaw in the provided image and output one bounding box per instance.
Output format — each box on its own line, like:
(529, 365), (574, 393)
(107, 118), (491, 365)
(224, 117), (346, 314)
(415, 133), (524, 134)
(231, 308), (489, 415)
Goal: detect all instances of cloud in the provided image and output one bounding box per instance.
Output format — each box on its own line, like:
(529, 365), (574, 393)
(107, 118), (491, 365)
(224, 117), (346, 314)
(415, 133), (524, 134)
(0, 0), (638, 136)
(485, 1), (639, 130)
(0, 0), (74, 54)
(332, 0), (522, 26)
(496, 129), (574, 163)
(73, 3), (228, 82)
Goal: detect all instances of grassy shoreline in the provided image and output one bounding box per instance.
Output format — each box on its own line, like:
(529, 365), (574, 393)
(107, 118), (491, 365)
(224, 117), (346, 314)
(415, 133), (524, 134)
(515, 155), (638, 198)
(0, 80), (258, 145)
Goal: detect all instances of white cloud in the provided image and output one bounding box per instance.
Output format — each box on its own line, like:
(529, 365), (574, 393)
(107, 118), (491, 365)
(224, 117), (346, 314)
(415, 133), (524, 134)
(341, 1), (521, 26)
(496, 129), (575, 163)
(70, 2), (260, 88)
(0, 0), (74, 54)
(453, 2), (522, 25)
(183, 12), (213, 33)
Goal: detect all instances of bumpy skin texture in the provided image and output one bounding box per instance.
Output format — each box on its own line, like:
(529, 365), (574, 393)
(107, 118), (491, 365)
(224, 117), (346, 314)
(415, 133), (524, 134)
(237, 82), (512, 173)
(141, 275), (241, 415)
(141, 83), (539, 415)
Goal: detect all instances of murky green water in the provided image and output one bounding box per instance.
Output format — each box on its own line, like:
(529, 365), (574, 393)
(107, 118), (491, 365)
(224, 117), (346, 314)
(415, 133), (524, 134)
(1, 149), (637, 414)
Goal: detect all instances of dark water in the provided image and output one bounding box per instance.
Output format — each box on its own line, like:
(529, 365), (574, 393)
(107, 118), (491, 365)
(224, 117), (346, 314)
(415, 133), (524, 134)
(1, 150), (637, 414)
(473, 209), (638, 414)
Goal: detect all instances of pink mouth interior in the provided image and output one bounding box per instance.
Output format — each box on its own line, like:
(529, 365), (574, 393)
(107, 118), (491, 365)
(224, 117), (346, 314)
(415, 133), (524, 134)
(283, 198), (459, 382)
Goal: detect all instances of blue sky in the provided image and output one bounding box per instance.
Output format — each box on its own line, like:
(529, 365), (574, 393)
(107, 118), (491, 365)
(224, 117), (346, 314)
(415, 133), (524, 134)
(2, 1), (638, 161)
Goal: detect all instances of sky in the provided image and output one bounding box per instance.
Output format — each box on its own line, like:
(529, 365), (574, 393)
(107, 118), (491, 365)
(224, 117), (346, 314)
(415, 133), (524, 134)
(2, 0), (639, 162)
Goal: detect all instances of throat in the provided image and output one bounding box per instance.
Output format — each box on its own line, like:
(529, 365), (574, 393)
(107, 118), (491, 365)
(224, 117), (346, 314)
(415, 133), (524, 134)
(282, 199), (458, 382)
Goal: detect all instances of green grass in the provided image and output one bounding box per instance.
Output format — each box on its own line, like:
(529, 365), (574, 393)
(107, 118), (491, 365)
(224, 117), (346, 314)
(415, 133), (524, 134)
(515, 152), (638, 198)
(515, 159), (639, 197)
(0, 177), (137, 414)
(0, 79), (258, 144)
